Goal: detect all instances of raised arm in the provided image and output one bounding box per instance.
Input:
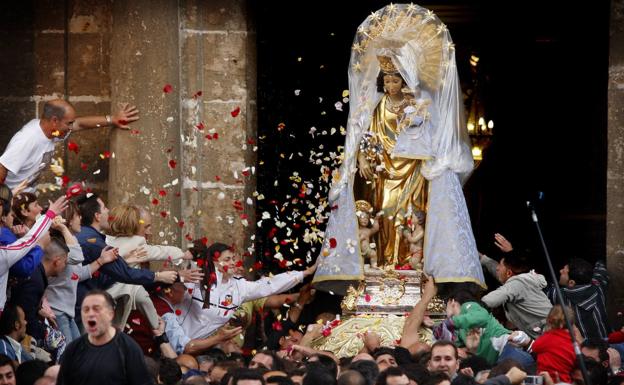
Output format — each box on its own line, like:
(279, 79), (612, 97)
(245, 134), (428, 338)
(73, 103), (139, 131)
(400, 275), (436, 349)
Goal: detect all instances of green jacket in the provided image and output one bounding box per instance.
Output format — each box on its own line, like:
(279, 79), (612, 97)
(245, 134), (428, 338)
(452, 301), (510, 364)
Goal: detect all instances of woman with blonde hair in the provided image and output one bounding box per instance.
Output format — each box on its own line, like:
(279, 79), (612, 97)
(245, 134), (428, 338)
(530, 305), (577, 383)
(105, 204), (193, 330)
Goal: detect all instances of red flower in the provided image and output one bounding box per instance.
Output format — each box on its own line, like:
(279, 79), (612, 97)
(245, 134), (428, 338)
(272, 321), (283, 331)
(329, 238), (337, 248)
(322, 328), (332, 337)
(178, 221), (184, 228)
(168, 159), (177, 169)
(61, 175), (70, 187)
(231, 107), (241, 117)
(71, 273), (79, 281)
(235, 261), (243, 268)
(215, 175), (221, 182)
(159, 190), (167, 196)
(213, 251), (221, 261)
(175, 309), (182, 316)
(213, 133), (219, 140)
(196, 259), (204, 267)
(101, 150), (111, 159)
(160, 211), (168, 218)
(68, 141), (79, 154)
(196, 122), (205, 130)
(253, 261), (263, 270)
(163, 84), (173, 93)
(193, 90), (203, 98)
(80, 162), (88, 170)
(364, 294), (372, 302)
(188, 288), (194, 294)
(201, 237), (209, 245)
(151, 198), (159, 205)
(209, 272), (217, 284)
(278, 260), (288, 269)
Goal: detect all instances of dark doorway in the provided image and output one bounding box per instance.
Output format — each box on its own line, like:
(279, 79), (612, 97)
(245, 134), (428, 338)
(253, 0), (609, 283)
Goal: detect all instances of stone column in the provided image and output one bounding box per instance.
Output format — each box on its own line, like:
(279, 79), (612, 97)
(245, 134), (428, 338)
(109, 0), (182, 244)
(607, 0), (624, 319)
(178, 0), (257, 253)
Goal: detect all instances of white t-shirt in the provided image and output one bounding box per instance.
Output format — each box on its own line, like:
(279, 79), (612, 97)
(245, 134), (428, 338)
(0, 119), (57, 191)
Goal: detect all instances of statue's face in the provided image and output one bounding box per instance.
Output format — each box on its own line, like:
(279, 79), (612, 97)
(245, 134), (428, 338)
(358, 212), (371, 226)
(383, 74), (403, 96)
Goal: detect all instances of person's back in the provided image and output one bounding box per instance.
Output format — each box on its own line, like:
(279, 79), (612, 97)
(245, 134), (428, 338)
(481, 252), (552, 338)
(531, 305), (576, 383)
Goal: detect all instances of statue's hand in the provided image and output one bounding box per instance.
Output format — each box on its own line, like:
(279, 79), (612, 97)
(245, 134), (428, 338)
(358, 155), (375, 180)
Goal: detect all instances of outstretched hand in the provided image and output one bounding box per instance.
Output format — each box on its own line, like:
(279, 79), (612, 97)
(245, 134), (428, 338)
(112, 103), (139, 129)
(494, 233), (513, 252)
(48, 195), (68, 215)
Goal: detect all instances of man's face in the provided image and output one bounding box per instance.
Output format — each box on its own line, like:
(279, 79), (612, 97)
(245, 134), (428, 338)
(581, 347), (601, 363)
(15, 307), (27, 341)
(249, 353), (273, 370)
(0, 364), (15, 385)
(387, 375), (410, 385)
(428, 345), (459, 378)
(496, 259), (512, 283)
(96, 198), (110, 230)
(51, 109), (76, 139)
(559, 265), (571, 286)
(238, 380), (264, 385)
(167, 283), (187, 305)
(376, 353), (397, 372)
(81, 294), (114, 339)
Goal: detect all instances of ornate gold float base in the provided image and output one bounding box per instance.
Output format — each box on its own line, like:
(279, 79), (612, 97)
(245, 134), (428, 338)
(311, 266), (444, 358)
(312, 314), (433, 358)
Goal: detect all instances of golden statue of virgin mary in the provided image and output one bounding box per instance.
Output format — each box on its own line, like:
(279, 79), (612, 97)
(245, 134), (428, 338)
(313, 3), (485, 294)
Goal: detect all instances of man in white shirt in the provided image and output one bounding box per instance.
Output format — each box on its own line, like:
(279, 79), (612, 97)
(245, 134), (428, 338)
(0, 99), (139, 192)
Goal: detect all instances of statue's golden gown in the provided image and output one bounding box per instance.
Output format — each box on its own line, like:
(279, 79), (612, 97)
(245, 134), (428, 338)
(360, 95), (430, 267)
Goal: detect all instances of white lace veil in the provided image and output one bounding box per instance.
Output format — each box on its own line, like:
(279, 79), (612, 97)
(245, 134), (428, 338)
(313, 4), (480, 294)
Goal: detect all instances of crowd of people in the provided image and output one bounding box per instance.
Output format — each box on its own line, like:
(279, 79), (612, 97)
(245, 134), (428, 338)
(0, 102), (622, 385)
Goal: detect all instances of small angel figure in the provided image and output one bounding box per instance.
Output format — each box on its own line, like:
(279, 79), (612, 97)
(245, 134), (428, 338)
(403, 210), (426, 270)
(356, 200), (382, 268)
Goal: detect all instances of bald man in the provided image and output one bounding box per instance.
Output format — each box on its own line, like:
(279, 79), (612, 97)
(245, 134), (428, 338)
(0, 99), (138, 192)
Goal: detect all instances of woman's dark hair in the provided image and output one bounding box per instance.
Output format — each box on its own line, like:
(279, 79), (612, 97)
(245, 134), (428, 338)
(194, 241), (230, 309)
(376, 71), (405, 93)
(11, 192), (38, 225)
(0, 303), (21, 336)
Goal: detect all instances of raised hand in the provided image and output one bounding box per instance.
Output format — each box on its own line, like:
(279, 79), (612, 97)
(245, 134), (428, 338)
(178, 268), (204, 283)
(494, 233), (513, 252)
(99, 246), (119, 264)
(48, 195), (68, 215)
(112, 103), (140, 129)
(155, 270), (178, 284)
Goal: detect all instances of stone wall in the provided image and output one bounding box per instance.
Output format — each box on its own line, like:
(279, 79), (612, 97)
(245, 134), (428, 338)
(0, 0), (256, 253)
(108, 0), (256, 250)
(607, 0), (624, 319)
(0, 0), (113, 196)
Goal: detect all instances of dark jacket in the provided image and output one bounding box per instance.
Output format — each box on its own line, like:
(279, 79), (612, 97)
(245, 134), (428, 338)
(545, 261), (611, 340)
(10, 263), (47, 341)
